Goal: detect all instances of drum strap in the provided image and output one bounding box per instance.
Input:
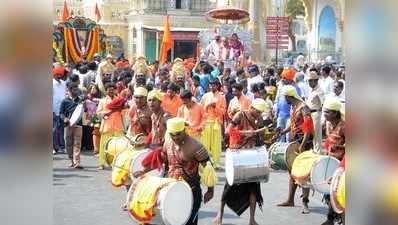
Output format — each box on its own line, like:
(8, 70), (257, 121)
(240, 112), (263, 147)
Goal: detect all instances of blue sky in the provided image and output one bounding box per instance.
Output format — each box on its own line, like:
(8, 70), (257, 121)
(318, 6), (336, 40)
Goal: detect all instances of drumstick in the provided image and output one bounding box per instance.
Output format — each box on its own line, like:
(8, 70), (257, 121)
(238, 126), (267, 134)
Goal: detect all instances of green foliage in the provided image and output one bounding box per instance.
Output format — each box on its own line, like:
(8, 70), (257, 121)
(285, 0), (305, 18)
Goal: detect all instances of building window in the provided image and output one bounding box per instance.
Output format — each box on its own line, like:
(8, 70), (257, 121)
(133, 28), (137, 38)
(176, 0), (182, 9)
(132, 44), (137, 54)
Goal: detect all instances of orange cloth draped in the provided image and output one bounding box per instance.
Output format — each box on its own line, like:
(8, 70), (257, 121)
(161, 95), (183, 117)
(177, 102), (205, 136)
(200, 92), (226, 125)
(64, 27), (100, 63)
(227, 95), (251, 119)
(159, 16), (173, 64)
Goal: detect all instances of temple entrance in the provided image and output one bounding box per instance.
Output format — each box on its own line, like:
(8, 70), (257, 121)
(174, 41), (197, 59)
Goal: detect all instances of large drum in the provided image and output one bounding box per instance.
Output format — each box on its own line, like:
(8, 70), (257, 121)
(268, 142), (300, 171)
(105, 136), (133, 166)
(291, 151), (339, 194)
(127, 176), (193, 225)
(330, 167), (345, 214)
(128, 149), (163, 179)
(112, 149), (163, 187)
(225, 146), (270, 185)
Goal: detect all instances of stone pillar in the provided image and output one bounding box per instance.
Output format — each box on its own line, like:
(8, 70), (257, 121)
(183, 0), (191, 9)
(248, 0), (261, 62)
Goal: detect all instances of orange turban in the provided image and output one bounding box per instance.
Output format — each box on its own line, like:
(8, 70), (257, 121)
(282, 68), (296, 81)
(52, 67), (65, 77)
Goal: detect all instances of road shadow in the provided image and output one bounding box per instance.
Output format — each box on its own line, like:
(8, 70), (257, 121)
(199, 210), (238, 219)
(308, 206), (328, 215)
(53, 173), (92, 179)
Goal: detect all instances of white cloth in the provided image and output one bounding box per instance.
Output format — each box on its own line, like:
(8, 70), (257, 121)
(306, 85), (325, 153)
(297, 81), (310, 99)
(319, 76), (335, 96)
(206, 40), (223, 61)
(306, 85), (325, 111)
(53, 78), (66, 115)
(247, 74), (263, 96)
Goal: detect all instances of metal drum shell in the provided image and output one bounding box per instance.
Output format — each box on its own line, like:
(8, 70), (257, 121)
(225, 146), (270, 185)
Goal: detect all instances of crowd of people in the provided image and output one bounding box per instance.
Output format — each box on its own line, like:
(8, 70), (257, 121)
(52, 52), (345, 225)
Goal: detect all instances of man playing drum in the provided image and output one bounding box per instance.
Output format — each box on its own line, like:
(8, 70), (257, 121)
(276, 85), (314, 214)
(321, 98), (345, 225)
(146, 89), (171, 148)
(214, 98), (268, 225)
(134, 117), (214, 225)
(128, 87), (152, 141)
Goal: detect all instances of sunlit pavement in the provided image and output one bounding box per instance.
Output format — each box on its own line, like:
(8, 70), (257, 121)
(54, 152), (327, 225)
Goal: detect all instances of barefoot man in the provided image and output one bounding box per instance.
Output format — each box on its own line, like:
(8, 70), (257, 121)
(214, 98), (268, 225)
(134, 117), (214, 225)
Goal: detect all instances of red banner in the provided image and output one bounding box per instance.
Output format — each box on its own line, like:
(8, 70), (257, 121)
(266, 44), (289, 49)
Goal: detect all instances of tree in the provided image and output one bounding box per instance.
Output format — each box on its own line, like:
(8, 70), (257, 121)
(285, 0), (305, 51)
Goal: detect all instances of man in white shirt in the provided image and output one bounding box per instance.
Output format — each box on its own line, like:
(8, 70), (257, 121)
(206, 35), (223, 61)
(306, 71), (325, 153)
(246, 64), (263, 97)
(319, 65), (335, 96)
(294, 71), (309, 99)
(53, 66), (67, 154)
(326, 80), (345, 107)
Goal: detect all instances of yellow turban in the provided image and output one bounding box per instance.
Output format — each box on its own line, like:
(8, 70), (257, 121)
(173, 58), (183, 64)
(134, 87), (148, 97)
(167, 117), (185, 134)
(283, 85), (302, 100)
(147, 89), (162, 101)
(251, 98), (268, 112)
(323, 98), (342, 112)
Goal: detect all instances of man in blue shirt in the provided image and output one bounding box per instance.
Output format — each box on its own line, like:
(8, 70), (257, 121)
(192, 62), (213, 92)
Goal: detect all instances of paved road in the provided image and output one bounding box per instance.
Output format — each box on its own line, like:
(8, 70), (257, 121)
(54, 151), (327, 225)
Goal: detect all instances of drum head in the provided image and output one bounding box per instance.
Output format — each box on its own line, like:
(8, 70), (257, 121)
(129, 150), (162, 178)
(225, 150), (235, 185)
(111, 150), (135, 187)
(160, 181), (193, 225)
(291, 151), (321, 186)
(310, 156), (340, 194)
(284, 142), (301, 172)
(330, 168), (345, 213)
(269, 142), (289, 170)
(69, 103), (83, 126)
(105, 137), (132, 166)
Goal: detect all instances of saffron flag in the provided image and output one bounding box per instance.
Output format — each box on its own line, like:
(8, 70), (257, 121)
(62, 0), (70, 22)
(95, 3), (102, 22)
(159, 15), (173, 65)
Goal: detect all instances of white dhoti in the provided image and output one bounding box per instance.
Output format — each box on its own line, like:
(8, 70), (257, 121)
(311, 111), (323, 154)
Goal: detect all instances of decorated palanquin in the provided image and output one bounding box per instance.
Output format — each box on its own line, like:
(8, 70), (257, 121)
(53, 17), (107, 64)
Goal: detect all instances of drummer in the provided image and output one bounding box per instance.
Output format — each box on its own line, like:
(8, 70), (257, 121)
(214, 98), (268, 225)
(321, 98), (345, 225)
(135, 117), (214, 225)
(128, 87), (152, 140)
(146, 89), (171, 148)
(275, 85), (314, 214)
